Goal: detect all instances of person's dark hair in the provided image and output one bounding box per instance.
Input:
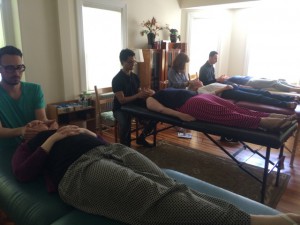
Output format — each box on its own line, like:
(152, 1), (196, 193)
(119, 48), (135, 65)
(209, 51), (218, 58)
(0, 46), (23, 63)
(172, 52), (190, 71)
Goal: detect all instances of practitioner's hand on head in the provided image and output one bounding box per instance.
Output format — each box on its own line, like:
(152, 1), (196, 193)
(143, 87), (155, 96)
(198, 80), (204, 87)
(26, 120), (45, 128)
(138, 88), (154, 99)
(160, 80), (169, 85)
(189, 79), (203, 91)
(44, 120), (59, 130)
(217, 75), (229, 83)
(224, 85), (234, 90)
(23, 120), (49, 141)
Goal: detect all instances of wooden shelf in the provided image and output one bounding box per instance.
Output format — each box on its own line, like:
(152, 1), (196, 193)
(46, 100), (96, 131)
(138, 44), (187, 91)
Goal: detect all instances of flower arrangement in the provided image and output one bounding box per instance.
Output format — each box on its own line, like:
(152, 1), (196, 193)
(165, 24), (181, 41)
(140, 17), (163, 36)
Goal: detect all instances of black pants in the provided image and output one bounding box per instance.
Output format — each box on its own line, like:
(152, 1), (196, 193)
(221, 87), (294, 108)
(113, 110), (157, 147)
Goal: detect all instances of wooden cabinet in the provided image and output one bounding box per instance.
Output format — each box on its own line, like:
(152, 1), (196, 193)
(138, 49), (165, 91)
(164, 49), (182, 84)
(138, 43), (187, 91)
(161, 42), (187, 53)
(46, 100), (96, 131)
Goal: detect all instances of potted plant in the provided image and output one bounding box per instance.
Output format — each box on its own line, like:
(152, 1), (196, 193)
(140, 17), (163, 47)
(165, 24), (181, 43)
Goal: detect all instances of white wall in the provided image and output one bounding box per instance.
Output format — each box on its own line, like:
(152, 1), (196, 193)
(17, 0), (64, 103)
(16, 0), (181, 103)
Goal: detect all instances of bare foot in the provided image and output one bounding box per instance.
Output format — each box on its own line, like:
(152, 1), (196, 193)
(269, 113), (288, 119)
(259, 118), (292, 131)
(287, 102), (297, 109)
(280, 213), (300, 225)
(251, 213), (300, 225)
(286, 114), (298, 121)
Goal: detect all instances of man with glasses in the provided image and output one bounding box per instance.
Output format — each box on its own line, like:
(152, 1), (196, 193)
(0, 45), (57, 149)
(112, 48), (156, 147)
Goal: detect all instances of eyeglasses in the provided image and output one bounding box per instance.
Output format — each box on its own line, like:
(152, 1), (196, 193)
(125, 60), (137, 65)
(0, 64), (26, 73)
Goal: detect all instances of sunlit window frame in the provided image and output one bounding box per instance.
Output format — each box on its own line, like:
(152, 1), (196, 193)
(76, 0), (127, 91)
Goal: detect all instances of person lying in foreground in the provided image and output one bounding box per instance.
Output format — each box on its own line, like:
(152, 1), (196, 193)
(146, 88), (297, 132)
(11, 122), (300, 225)
(197, 82), (298, 109)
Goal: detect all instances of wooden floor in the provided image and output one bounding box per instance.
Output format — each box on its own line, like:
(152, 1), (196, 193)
(101, 124), (300, 213)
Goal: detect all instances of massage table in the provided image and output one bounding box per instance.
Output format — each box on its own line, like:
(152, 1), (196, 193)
(232, 100), (300, 167)
(121, 104), (298, 203)
(0, 146), (279, 225)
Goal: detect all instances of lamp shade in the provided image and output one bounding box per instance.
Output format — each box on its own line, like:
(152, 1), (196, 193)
(134, 49), (144, 63)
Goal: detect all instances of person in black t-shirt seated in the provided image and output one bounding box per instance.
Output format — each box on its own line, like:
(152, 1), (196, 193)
(112, 49), (156, 147)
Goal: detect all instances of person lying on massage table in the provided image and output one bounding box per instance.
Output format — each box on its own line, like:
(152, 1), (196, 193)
(196, 82), (298, 109)
(146, 88), (297, 132)
(12, 121), (300, 225)
(222, 75), (300, 94)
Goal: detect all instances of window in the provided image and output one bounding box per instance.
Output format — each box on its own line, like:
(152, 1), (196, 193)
(0, 0), (22, 82)
(187, 10), (231, 76)
(246, 0), (300, 85)
(187, 1), (300, 86)
(0, 0), (5, 82)
(188, 15), (220, 75)
(0, 0), (5, 47)
(76, 0), (127, 91)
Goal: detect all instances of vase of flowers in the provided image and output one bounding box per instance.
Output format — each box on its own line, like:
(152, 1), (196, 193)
(140, 17), (163, 48)
(147, 32), (156, 47)
(165, 24), (181, 43)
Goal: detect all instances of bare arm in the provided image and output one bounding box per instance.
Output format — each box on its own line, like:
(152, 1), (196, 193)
(146, 97), (195, 122)
(0, 107), (58, 140)
(35, 108), (58, 129)
(216, 75), (229, 83)
(214, 85), (234, 96)
(0, 122), (25, 138)
(115, 88), (155, 105)
(35, 108), (48, 121)
(187, 79), (203, 91)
